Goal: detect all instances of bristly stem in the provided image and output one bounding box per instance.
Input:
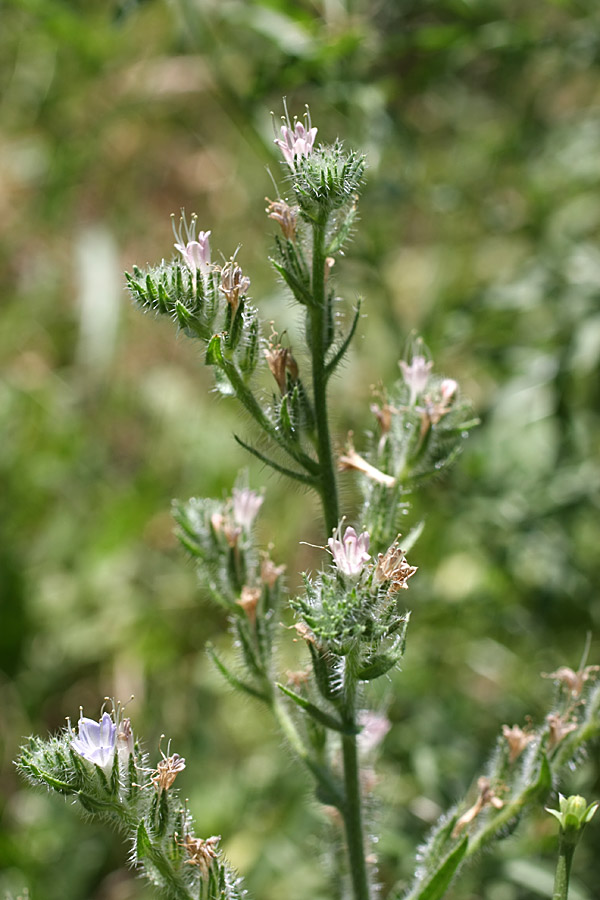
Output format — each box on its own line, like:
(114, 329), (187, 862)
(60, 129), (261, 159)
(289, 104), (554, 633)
(310, 212), (340, 535)
(340, 648), (371, 900)
(553, 834), (575, 900)
(309, 212), (369, 900)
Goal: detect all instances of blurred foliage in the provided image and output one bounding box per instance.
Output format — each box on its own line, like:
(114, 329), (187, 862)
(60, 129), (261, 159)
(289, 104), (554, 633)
(1, 0), (600, 898)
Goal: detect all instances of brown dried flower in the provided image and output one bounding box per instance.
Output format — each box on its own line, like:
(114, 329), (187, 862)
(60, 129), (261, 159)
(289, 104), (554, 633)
(264, 343), (298, 395)
(293, 622), (317, 644)
(370, 402), (394, 437)
(177, 834), (221, 876)
(546, 713), (577, 750)
(260, 554), (286, 588)
(151, 752), (186, 792)
(338, 439), (396, 488)
(452, 776), (504, 837)
(237, 585), (261, 623)
(374, 538), (417, 593)
(542, 665), (600, 699)
(219, 260), (250, 314)
(265, 197), (297, 241)
(502, 724), (534, 763)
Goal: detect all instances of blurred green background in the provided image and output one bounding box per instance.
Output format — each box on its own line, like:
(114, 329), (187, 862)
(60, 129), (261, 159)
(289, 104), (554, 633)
(2, 0), (600, 898)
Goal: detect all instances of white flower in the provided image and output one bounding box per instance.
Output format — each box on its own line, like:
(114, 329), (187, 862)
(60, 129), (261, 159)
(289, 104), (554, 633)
(71, 712), (117, 769)
(399, 355), (433, 406)
(328, 525), (370, 579)
(232, 487), (263, 529)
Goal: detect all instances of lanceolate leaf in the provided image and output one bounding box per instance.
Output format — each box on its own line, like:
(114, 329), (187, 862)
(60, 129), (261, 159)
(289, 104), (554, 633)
(276, 683), (357, 734)
(411, 837), (468, 900)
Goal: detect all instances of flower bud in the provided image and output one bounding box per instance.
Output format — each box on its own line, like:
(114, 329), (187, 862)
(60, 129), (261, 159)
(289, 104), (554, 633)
(547, 794), (598, 841)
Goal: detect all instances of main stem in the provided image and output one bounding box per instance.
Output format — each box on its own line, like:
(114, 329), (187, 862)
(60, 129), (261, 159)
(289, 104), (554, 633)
(310, 213), (339, 535)
(340, 650), (371, 900)
(553, 834), (576, 900)
(310, 215), (369, 900)
(341, 734), (370, 900)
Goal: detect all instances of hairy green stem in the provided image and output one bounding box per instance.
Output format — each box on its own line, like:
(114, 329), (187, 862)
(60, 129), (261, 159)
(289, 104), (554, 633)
(341, 733), (371, 900)
(310, 214), (340, 534)
(553, 834), (576, 900)
(339, 650), (371, 900)
(308, 214), (369, 899)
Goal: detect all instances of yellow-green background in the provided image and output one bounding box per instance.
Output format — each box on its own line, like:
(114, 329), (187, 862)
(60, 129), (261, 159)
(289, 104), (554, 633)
(1, 1), (600, 898)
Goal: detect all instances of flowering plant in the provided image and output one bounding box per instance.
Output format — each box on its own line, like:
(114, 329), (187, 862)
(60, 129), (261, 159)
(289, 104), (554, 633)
(17, 107), (599, 900)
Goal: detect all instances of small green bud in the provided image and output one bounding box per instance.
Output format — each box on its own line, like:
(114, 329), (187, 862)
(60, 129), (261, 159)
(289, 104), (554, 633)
(547, 793), (598, 842)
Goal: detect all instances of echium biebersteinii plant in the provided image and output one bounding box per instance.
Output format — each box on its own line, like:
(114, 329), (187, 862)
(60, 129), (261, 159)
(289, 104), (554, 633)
(18, 104), (600, 900)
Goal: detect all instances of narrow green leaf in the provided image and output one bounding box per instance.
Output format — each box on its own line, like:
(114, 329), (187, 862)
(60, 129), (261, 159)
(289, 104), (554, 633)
(308, 642), (341, 702)
(174, 300), (193, 330)
(145, 273), (157, 301)
(136, 819), (153, 861)
(413, 837), (468, 900)
(157, 282), (171, 314)
(358, 651), (399, 681)
(207, 643), (269, 702)
(271, 259), (313, 306)
(233, 435), (317, 487)
(205, 333), (225, 367)
(276, 683), (357, 734)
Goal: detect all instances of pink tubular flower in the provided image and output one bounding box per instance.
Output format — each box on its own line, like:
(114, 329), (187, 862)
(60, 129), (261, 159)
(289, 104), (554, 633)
(328, 525), (370, 579)
(399, 355), (433, 406)
(440, 378), (458, 403)
(232, 487), (264, 529)
(274, 104), (317, 168)
(171, 212), (211, 276)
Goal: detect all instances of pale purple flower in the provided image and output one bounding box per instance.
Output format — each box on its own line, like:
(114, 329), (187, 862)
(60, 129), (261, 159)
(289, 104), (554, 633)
(328, 525), (370, 579)
(71, 712), (117, 769)
(171, 212), (211, 276)
(232, 487), (264, 529)
(274, 104), (317, 167)
(399, 355), (433, 406)
(275, 121), (318, 167)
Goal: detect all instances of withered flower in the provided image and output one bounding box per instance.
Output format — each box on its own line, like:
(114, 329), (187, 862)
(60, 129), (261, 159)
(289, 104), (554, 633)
(223, 521), (242, 548)
(265, 197), (297, 241)
(178, 834), (221, 876)
(452, 776), (504, 837)
(370, 402), (394, 437)
(151, 753), (186, 792)
(338, 440), (396, 488)
(546, 713), (577, 750)
(502, 724), (534, 763)
(237, 585), (261, 623)
(219, 260), (250, 314)
(264, 330), (298, 395)
(293, 622), (317, 644)
(542, 665), (600, 699)
(374, 538), (417, 593)
(260, 553), (286, 588)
